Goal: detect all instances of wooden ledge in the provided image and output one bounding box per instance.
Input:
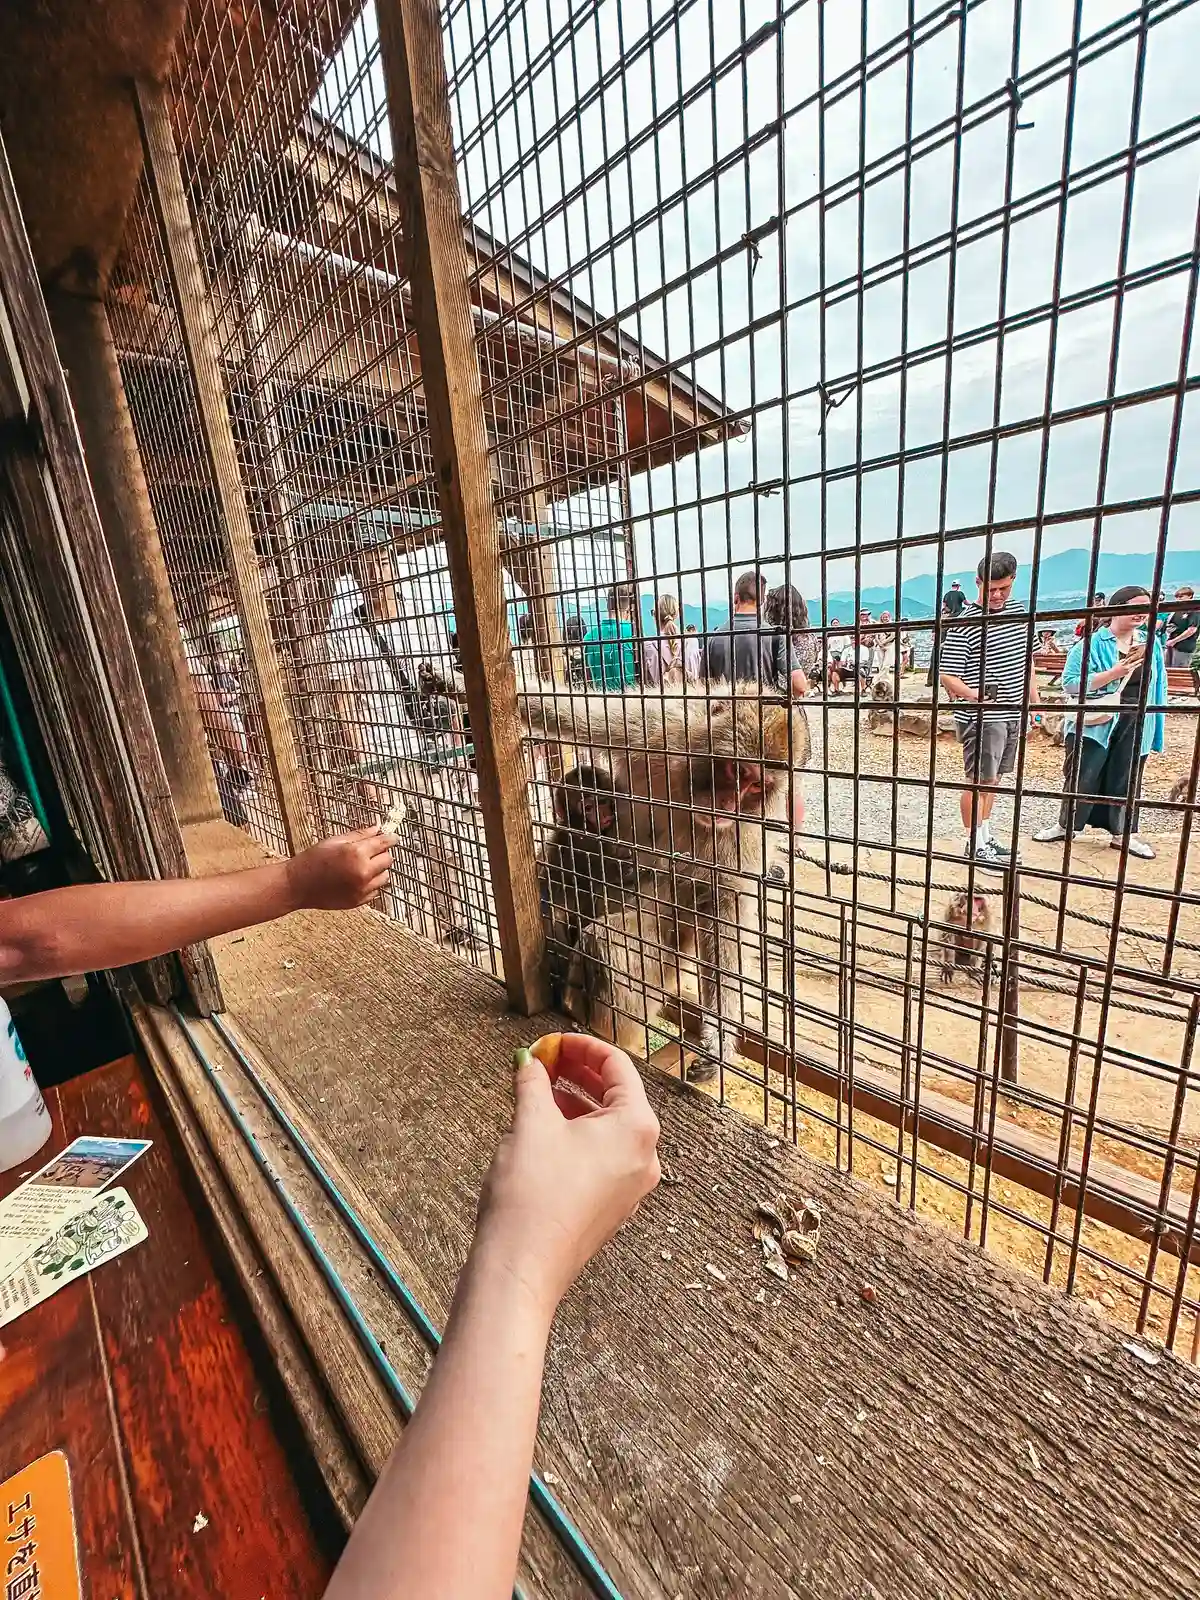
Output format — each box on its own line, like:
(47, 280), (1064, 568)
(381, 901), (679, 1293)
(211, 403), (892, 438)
(137, 820), (1200, 1598)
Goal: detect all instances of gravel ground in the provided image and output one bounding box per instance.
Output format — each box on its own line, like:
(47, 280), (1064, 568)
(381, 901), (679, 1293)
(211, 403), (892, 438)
(797, 685), (1196, 855)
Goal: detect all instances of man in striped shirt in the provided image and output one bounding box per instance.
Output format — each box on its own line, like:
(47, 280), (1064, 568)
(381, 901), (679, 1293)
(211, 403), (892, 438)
(938, 551), (1038, 867)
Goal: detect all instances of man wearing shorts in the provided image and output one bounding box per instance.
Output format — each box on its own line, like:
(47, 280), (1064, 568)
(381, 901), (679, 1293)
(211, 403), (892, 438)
(938, 551), (1038, 866)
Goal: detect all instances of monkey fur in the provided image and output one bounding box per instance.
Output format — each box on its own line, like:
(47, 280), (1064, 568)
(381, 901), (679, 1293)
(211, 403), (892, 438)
(538, 764), (637, 999)
(523, 684), (811, 1070)
(1167, 774), (1195, 806)
(939, 890), (992, 984)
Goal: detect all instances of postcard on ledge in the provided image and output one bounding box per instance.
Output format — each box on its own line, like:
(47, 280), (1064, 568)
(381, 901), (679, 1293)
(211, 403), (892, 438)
(0, 1136), (151, 1281)
(0, 1187), (147, 1328)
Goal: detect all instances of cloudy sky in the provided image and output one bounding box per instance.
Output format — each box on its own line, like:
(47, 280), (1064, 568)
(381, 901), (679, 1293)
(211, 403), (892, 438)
(319, 0), (1200, 609)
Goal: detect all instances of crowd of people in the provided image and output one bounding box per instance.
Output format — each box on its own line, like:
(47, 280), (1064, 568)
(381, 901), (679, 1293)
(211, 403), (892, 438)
(562, 556), (1182, 872)
(566, 572), (909, 700)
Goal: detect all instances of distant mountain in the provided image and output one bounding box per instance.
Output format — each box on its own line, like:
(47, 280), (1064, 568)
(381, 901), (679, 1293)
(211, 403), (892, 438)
(638, 550), (1200, 635)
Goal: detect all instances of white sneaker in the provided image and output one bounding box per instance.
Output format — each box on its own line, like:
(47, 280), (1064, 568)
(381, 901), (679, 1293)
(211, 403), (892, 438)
(1113, 836), (1155, 860)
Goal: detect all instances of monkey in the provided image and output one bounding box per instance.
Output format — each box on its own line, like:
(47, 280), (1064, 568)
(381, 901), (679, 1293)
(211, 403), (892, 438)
(520, 683), (812, 1076)
(537, 764), (637, 1000)
(864, 677), (939, 738)
(1167, 774), (1196, 806)
(938, 890), (992, 985)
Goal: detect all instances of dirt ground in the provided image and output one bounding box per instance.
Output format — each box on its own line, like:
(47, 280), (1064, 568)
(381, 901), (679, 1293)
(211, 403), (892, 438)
(687, 690), (1200, 1358)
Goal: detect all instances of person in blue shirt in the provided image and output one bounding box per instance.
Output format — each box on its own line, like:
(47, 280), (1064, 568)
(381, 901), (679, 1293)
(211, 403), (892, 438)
(1032, 584), (1166, 860)
(583, 583), (638, 691)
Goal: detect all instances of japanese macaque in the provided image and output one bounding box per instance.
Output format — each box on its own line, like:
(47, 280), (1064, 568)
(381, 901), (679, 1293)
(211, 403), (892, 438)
(522, 685), (812, 1074)
(538, 765), (636, 997)
(938, 890), (992, 985)
(865, 677), (936, 738)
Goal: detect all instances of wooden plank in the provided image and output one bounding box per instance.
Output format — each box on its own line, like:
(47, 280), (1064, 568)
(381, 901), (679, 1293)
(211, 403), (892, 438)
(46, 286), (222, 830)
(134, 78), (315, 857)
(0, 1093), (145, 1599)
(375, 0), (547, 1013)
(56, 1054), (336, 1598)
(730, 1031), (1200, 1265)
(0, 122), (219, 1014)
(180, 816), (1200, 1600)
(134, 1004), (371, 1528)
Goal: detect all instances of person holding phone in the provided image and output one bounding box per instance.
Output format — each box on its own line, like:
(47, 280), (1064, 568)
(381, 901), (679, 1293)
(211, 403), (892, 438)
(938, 551), (1038, 866)
(1032, 585), (1166, 859)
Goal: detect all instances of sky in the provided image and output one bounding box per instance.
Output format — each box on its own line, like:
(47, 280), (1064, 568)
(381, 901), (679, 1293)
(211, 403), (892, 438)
(315, 0), (1200, 611)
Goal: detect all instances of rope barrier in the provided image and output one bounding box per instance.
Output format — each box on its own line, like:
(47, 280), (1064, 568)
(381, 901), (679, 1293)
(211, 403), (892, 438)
(789, 844), (1200, 957)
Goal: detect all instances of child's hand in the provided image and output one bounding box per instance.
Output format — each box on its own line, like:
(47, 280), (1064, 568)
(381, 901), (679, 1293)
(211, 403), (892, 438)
(286, 828), (399, 910)
(476, 1036), (661, 1316)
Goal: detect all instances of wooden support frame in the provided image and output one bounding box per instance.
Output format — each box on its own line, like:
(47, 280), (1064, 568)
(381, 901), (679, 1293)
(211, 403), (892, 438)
(45, 288), (223, 829)
(0, 128), (220, 1013)
(376, 0), (547, 1013)
(135, 78), (315, 856)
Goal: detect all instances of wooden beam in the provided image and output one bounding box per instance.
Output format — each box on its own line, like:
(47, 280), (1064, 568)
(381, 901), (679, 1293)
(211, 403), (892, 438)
(46, 288), (223, 829)
(135, 78), (315, 855)
(0, 127), (220, 1013)
(375, 0), (547, 1013)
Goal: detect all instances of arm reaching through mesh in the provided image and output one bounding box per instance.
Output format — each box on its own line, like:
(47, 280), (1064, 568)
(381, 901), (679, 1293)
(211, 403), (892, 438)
(322, 1035), (661, 1600)
(0, 828), (399, 983)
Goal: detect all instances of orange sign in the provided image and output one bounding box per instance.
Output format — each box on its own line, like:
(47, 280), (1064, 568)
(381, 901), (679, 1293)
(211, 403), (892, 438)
(0, 1451), (81, 1599)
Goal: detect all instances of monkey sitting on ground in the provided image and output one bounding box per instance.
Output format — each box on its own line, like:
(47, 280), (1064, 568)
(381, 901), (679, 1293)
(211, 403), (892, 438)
(938, 890), (992, 985)
(1167, 774), (1196, 806)
(521, 683), (811, 1076)
(864, 678), (937, 738)
(538, 764), (637, 1000)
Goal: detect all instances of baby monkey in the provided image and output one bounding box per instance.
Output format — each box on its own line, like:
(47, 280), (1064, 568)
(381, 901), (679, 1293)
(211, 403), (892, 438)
(538, 764), (636, 999)
(939, 889), (992, 985)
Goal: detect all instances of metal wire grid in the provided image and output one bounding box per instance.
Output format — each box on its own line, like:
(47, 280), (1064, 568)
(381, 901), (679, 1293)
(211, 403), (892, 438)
(444, 0), (1200, 1354)
(110, 183), (291, 857)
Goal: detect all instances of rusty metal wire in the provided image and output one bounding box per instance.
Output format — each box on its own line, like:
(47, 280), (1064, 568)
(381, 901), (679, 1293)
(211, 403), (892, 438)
(106, 0), (1200, 1357)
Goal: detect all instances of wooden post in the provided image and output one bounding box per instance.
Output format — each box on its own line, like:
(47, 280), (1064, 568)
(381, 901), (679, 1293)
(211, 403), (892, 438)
(45, 288), (223, 828)
(134, 78), (315, 855)
(376, 0), (547, 1013)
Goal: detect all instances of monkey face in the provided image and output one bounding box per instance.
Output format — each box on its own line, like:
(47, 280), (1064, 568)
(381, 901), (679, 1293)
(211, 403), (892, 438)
(689, 696), (810, 826)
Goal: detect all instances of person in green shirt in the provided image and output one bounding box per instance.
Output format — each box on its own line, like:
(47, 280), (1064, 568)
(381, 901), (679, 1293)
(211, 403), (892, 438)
(583, 582), (638, 691)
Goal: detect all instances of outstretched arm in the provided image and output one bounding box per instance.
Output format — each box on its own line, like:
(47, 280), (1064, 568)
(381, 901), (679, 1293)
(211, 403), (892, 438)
(0, 828), (398, 983)
(323, 1035), (661, 1600)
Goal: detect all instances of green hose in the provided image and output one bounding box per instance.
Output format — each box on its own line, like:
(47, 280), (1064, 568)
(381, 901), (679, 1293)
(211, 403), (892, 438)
(0, 649), (50, 838)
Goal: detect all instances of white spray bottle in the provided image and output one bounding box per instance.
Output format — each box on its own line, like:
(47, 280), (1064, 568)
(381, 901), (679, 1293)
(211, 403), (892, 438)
(0, 995), (51, 1173)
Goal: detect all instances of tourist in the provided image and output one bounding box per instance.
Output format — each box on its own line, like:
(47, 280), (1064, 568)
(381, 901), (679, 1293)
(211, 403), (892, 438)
(643, 592), (701, 688)
(0, 828), (399, 987)
(763, 584), (818, 695)
(874, 610), (900, 688)
(321, 1035), (660, 1600)
(1033, 585), (1165, 860)
(583, 583), (638, 691)
(1164, 585), (1199, 667)
(705, 569), (776, 685)
(942, 579), (967, 618)
(938, 551), (1039, 866)
(1074, 591), (1106, 641)
(562, 613), (587, 688)
(826, 617), (850, 693)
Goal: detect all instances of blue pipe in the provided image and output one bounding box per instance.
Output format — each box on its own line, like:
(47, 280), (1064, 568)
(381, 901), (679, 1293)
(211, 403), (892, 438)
(175, 1007), (625, 1600)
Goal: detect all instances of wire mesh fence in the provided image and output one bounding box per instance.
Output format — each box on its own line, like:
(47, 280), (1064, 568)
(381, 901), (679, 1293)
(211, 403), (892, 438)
(109, 0), (1200, 1357)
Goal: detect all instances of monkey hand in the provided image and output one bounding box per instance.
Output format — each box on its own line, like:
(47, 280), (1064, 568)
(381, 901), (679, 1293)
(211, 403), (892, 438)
(476, 1036), (661, 1315)
(284, 827), (400, 910)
